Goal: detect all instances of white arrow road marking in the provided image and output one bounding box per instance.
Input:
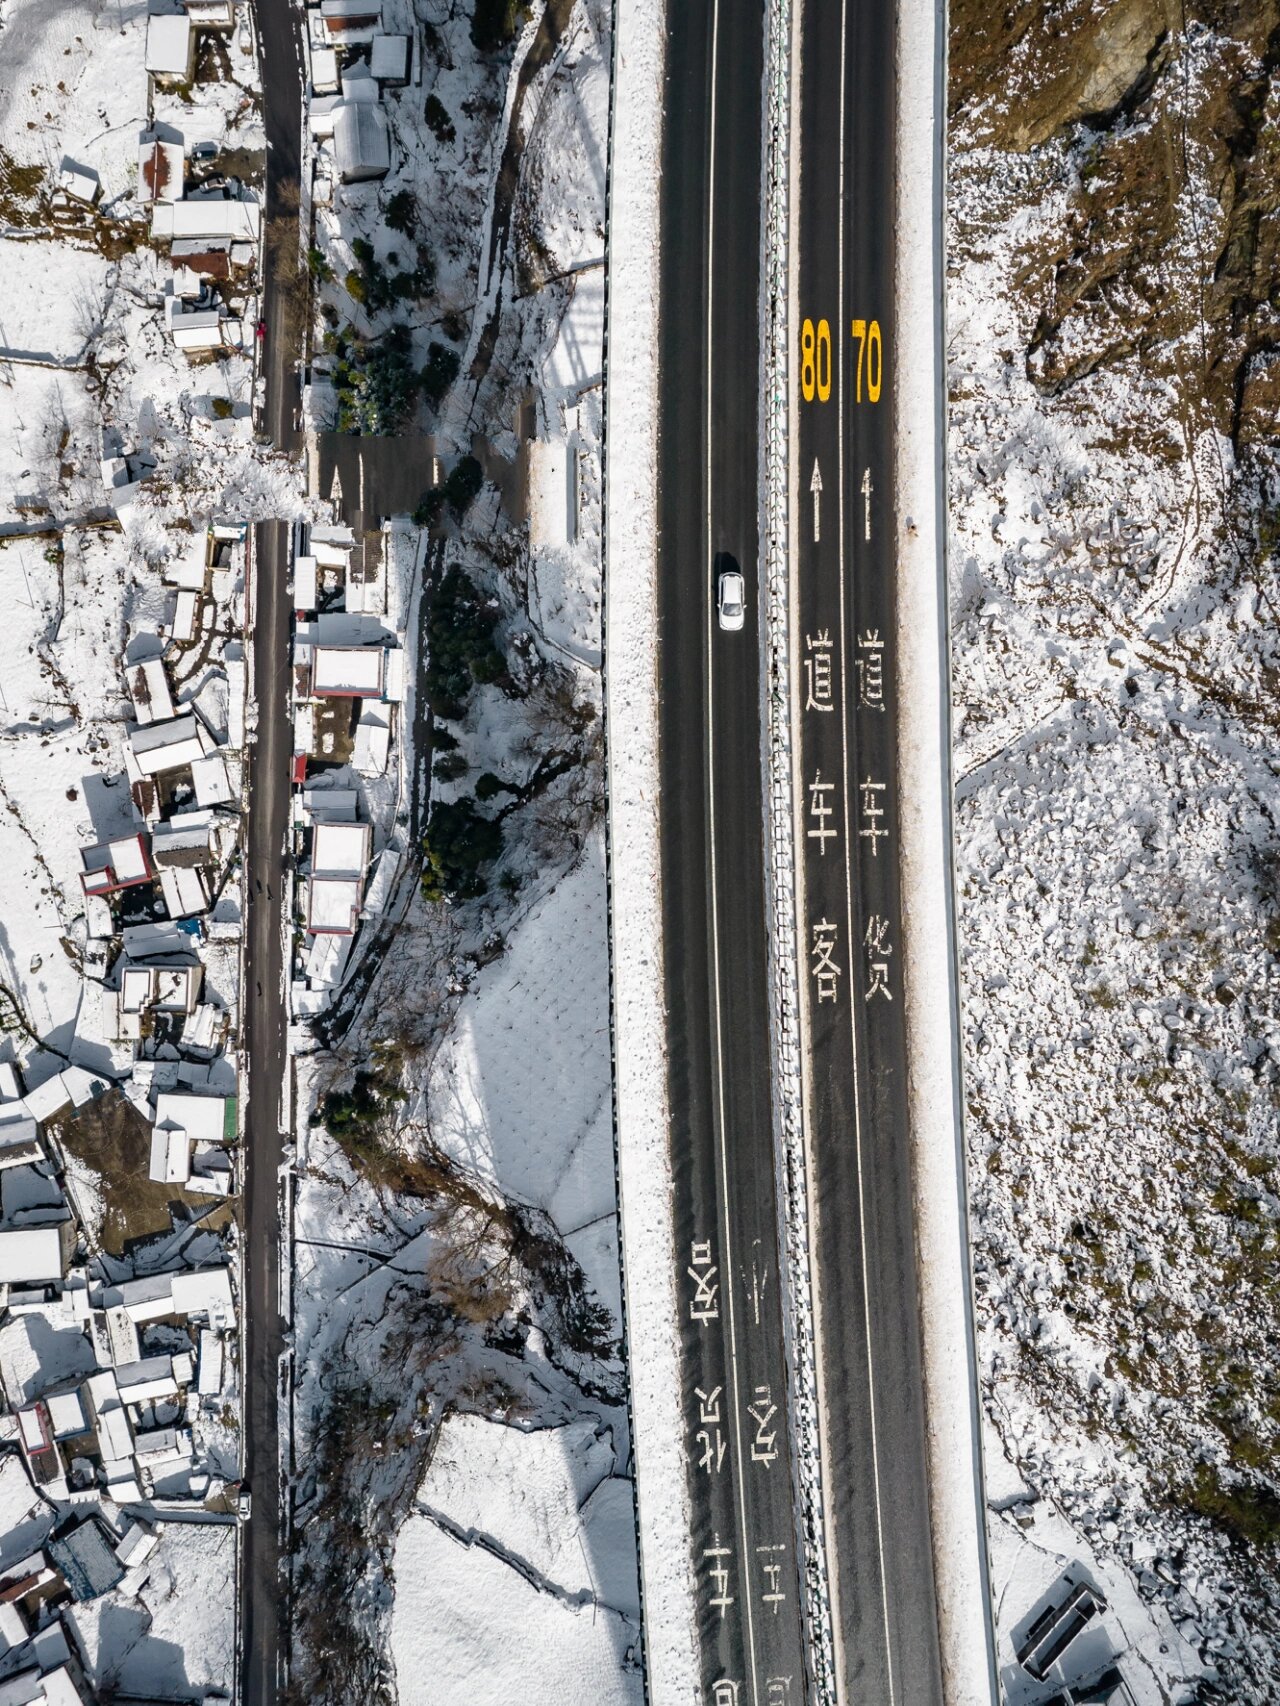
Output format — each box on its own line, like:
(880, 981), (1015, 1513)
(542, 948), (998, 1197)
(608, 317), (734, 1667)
(862, 466), (873, 541)
(810, 458), (823, 543)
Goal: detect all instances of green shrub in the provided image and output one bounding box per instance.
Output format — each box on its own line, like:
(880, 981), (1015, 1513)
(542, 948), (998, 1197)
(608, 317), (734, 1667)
(1184, 1461), (1280, 1550)
(413, 487), (446, 529)
(433, 750), (468, 783)
(424, 565), (505, 716)
(421, 797), (504, 901)
(344, 269), (366, 304)
(319, 1068), (404, 1137)
(446, 454), (484, 519)
(470, 0), (528, 53)
(307, 245), (333, 282)
(333, 324), (418, 434)
(425, 94), (456, 144)
(474, 771), (507, 802)
(386, 189), (417, 236)
(420, 340), (460, 411)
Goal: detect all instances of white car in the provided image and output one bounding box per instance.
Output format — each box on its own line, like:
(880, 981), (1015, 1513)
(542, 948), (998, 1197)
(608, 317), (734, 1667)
(235, 1485), (251, 1522)
(717, 569), (745, 631)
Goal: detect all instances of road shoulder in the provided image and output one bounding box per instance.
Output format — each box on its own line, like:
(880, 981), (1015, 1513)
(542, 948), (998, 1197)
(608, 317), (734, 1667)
(602, 1), (701, 1698)
(894, 0), (999, 1699)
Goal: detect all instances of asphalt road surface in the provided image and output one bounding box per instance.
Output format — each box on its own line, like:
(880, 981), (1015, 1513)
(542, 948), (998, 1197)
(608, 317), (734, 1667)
(241, 0), (304, 1701)
(658, 4), (810, 1702)
(791, 0), (946, 1700)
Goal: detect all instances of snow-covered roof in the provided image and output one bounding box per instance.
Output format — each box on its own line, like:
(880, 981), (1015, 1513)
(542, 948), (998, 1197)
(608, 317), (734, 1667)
(129, 715), (204, 775)
(170, 1265), (235, 1326)
(320, 0), (381, 21)
(152, 196), (261, 244)
(190, 752), (233, 807)
(21, 1077), (71, 1127)
(127, 657), (175, 724)
(115, 1355), (179, 1403)
(149, 1123), (190, 1185)
(333, 101), (391, 182)
(137, 138), (183, 206)
(160, 865), (209, 919)
(370, 33), (410, 82)
(45, 1389), (87, 1439)
(172, 588), (200, 642)
(307, 876), (362, 935)
(57, 157), (100, 205)
(353, 709), (390, 776)
(312, 820), (371, 877)
(154, 1091), (230, 1148)
(144, 13), (193, 79)
(151, 813), (212, 859)
(196, 1328), (223, 1396)
(79, 833), (152, 895)
(0, 1228), (64, 1285)
(528, 437), (572, 549)
(310, 45), (339, 93)
(115, 1522), (159, 1569)
(311, 644), (385, 697)
(340, 63), (379, 104)
(293, 554), (317, 611)
(302, 785), (357, 822)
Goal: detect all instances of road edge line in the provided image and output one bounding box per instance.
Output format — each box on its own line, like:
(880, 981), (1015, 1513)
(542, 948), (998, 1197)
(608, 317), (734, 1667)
(601, 2), (701, 1700)
(893, 0), (1000, 1700)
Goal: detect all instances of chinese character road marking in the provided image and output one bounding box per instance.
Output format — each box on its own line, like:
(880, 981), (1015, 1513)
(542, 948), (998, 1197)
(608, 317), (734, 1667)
(756, 1543), (787, 1613)
(804, 629), (834, 713)
(748, 1384), (778, 1467)
(704, 1537), (734, 1618)
(810, 917), (841, 1004)
(856, 628), (885, 711)
(695, 1386), (726, 1475)
(858, 776), (888, 856)
(688, 1239), (719, 1323)
(864, 913), (893, 1002)
(807, 771), (838, 854)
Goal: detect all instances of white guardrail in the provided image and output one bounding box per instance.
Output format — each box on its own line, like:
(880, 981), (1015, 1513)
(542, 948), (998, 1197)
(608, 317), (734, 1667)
(759, 3), (839, 1702)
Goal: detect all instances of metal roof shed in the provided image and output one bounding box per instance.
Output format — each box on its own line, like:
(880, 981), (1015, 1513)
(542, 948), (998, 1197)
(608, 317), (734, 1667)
(334, 101), (391, 183)
(144, 13), (195, 83)
(370, 32), (410, 84)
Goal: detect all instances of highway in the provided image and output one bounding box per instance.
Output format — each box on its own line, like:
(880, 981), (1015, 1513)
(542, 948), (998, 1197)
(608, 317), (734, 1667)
(656, 0), (950, 1700)
(241, 0), (304, 1700)
(658, 3), (810, 1702)
(791, 0), (946, 1701)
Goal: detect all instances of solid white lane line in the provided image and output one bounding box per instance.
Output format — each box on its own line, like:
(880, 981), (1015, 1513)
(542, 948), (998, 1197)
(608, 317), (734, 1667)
(832, 0), (898, 1698)
(703, 2), (762, 1701)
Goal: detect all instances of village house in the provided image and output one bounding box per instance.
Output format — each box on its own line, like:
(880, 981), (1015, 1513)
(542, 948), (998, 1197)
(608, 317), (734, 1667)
(78, 835), (152, 900)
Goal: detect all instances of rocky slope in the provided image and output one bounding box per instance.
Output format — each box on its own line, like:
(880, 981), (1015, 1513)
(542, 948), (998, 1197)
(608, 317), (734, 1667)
(949, 3), (1280, 1698)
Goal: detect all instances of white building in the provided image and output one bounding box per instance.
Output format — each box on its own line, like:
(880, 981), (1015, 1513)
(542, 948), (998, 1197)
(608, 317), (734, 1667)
(144, 13), (195, 85)
(126, 658), (176, 725)
(333, 101), (391, 183)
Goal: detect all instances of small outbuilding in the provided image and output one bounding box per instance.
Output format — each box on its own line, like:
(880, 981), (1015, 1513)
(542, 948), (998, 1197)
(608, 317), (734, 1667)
(145, 13), (196, 87)
(333, 101), (391, 184)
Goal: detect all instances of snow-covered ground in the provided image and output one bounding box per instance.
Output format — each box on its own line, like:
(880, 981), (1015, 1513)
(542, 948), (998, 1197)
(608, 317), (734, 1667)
(390, 1413), (639, 1706)
(950, 66), (1280, 1704)
(289, 4), (639, 1701)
